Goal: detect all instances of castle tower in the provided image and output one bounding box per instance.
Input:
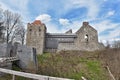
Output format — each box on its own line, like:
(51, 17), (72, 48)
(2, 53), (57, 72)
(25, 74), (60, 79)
(76, 22), (98, 43)
(75, 22), (100, 51)
(26, 20), (46, 55)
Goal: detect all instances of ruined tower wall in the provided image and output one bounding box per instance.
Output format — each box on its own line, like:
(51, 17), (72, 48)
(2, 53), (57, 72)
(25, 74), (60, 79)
(76, 22), (98, 44)
(75, 22), (102, 51)
(26, 21), (46, 54)
(26, 21), (105, 53)
(57, 22), (105, 51)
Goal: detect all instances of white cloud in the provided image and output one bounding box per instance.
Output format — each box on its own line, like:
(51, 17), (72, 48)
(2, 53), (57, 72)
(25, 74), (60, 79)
(68, 0), (100, 19)
(108, 26), (120, 39)
(107, 10), (115, 16)
(0, 2), (12, 11)
(36, 14), (51, 23)
(0, 0), (30, 22)
(1, 0), (119, 42)
(59, 18), (70, 26)
(45, 22), (61, 33)
(35, 0), (101, 19)
(63, 20), (120, 41)
(91, 20), (119, 33)
(0, 0), (29, 11)
(91, 20), (120, 41)
(66, 21), (83, 32)
(35, 14), (63, 33)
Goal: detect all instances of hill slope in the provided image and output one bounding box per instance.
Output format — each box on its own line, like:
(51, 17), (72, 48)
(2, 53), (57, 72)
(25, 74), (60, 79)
(1, 49), (119, 80)
(99, 48), (120, 80)
(37, 51), (111, 80)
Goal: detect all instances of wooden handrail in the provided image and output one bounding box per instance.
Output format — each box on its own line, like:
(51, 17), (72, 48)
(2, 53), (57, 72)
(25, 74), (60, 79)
(0, 68), (73, 80)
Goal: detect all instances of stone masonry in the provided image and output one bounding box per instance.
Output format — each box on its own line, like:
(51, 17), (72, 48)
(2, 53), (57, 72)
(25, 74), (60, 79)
(26, 20), (105, 54)
(0, 43), (38, 72)
(26, 20), (46, 54)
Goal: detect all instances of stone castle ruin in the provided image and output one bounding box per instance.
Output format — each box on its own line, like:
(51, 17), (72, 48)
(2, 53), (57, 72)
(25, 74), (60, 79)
(26, 20), (104, 54)
(0, 42), (38, 74)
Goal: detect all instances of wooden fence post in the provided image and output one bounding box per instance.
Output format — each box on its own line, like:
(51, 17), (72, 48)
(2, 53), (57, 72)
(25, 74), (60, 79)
(12, 74), (15, 80)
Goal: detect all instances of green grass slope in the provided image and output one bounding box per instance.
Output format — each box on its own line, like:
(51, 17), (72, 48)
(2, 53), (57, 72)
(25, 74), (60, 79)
(37, 51), (110, 80)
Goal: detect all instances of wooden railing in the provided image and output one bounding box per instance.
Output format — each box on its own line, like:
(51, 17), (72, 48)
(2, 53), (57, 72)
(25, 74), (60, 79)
(0, 57), (19, 63)
(0, 68), (73, 80)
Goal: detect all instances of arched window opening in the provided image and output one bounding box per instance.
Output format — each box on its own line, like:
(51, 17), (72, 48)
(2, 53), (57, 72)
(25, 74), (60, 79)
(29, 29), (32, 31)
(39, 27), (41, 32)
(85, 34), (88, 42)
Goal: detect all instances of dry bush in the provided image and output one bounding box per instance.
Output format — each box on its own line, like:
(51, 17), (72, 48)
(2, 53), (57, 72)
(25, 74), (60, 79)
(37, 50), (110, 80)
(99, 48), (120, 80)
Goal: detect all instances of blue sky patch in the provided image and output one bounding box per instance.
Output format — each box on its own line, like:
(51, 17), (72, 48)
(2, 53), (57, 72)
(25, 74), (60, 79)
(0, 0), (120, 41)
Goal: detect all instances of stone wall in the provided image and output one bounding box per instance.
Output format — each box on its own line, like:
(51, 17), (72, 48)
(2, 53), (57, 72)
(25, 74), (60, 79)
(17, 45), (38, 72)
(76, 22), (98, 44)
(57, 42), (79, 52)
(0, 43), (38, 73)
(0, 44), (7, 57)
(0, 43), (13, 57)
(45, 49), (57, 53)
(75, 22), (104, 51)
(26, 20), (46, 55)
(0, 43), (12, 76)
(57, 22), (105, 51)
(26, 21), (105, 53)
(57, 42), (105, 52)
(45, 33), (77, 52)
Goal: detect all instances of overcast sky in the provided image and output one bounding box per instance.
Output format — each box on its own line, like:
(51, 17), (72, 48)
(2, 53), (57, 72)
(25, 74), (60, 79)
(0, 0), (120, 43)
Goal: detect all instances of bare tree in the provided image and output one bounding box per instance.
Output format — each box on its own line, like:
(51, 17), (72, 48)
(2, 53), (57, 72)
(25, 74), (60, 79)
(106, 40), (110, 49)
(0, 5), (3, 20)
(3, 10), (23, 43)
(112, 40), (120, 48)
(19, 27), (26, 45)
(0, 7), (5, 42)
(13, 26), (26, 45)
(0, 22), (4, 38)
